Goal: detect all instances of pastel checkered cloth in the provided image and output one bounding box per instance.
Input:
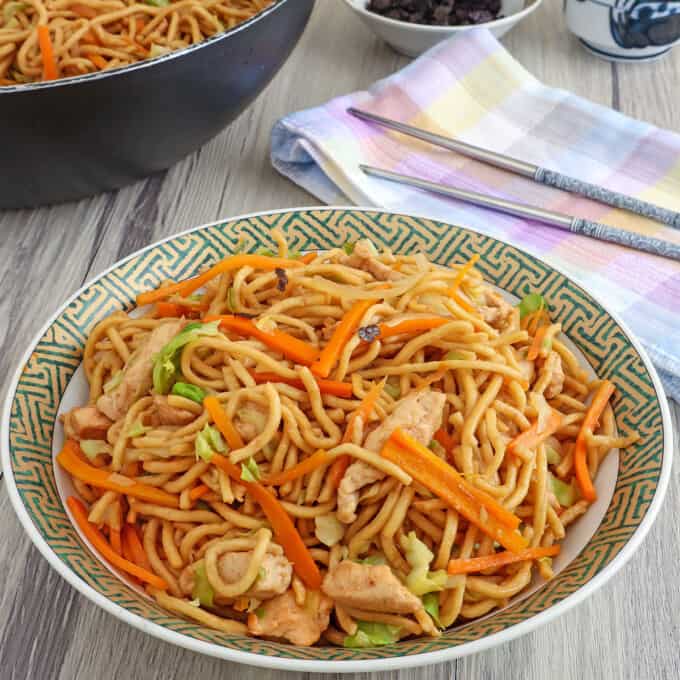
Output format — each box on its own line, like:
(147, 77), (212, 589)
(271, 29), (680, 401)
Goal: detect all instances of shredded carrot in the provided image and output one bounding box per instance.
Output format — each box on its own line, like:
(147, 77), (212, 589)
(208, 453), (322, 589)
(312, 298), (378, 378)
(135, 17), (146, 31)
(262, 450), (332, 486)
(248, 370), (353, 398)
(383, 430), (526, 552)
(71, 3), (98, 18)
(205, 315), (319, 366)
(507, 409), (562, 456)
(527, 324), (548, 361)
(371, 317), (449, 342)
(447, 545), (560, 575)
(88, 54), (108, 70)
(37, 25), (58, 81)
(67, 496), (168, 590)
(109, 528), (122, 555)
(450, 290), (476, 313)
(433, 427), (455, 456)
(154, 301), (207, 319)
(0, 78), (15, 86)
(188, 484), (210, 501)
(328, 379), (385, 488)
(299, 252), (316, 264)
(121, 460), (140, 477)
(574, 380), (615, 502)
(136, 254), (304, 307)
(57, 440), (179, 507)
(203, 396), (244, 450)
(122, 524), (152, 571)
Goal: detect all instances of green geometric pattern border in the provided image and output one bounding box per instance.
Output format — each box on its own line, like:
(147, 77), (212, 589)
(7, 209), (664, 662)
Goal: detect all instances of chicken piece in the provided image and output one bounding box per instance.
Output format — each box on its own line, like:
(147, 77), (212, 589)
(97, 320), (184, 421)
(479, 289), (517, 332)
(322, 561), (421, 614)
(339, 239), (401, 282)
(542, 351), (565, 399)
(234, 400), (269, 441)
(62, 406), (112, 441)
(150, 394), (196, 427)
(247, 590), (333, 646)
(179, 552), (292, 601)
(337, 390), (446, 523)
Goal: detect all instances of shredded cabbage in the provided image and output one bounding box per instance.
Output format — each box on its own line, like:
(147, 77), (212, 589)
(152, 320), (221, 394)
(127, 420), (150, 438)
(342, 241), (355, 255)
(546, 446), (561, 465)
(401, 531), (448, 596)
(148, 43), (171, 58)
(422, 592), (441, 627)
(80, 440), (107, 460)
(171, 382), (206, 403)
(550, 473), (577, 507)
(517, 293), (546, 319)
(343, 621), (400, 648)
(103, 370), (123, 393)
(314, 513), (345, 547)
(195, 424), (225, 462)
(191, 562), (214, 607)
(3, 2), (26, 23)
(240, 457), (261, 482)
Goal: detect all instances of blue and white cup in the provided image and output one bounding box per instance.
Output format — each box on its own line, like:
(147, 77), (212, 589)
(564, 0), (680, 61)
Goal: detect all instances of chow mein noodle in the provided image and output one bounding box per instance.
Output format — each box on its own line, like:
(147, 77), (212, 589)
(58, 233), (639, 647)
(0, 0), (272, 85)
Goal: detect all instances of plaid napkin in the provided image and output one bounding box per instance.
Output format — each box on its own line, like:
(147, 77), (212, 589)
(271, 29), (680, 401)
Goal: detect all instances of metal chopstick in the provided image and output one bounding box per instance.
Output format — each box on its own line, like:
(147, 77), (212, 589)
(360, 165), (680, 262)
(349, 107), (680, 230)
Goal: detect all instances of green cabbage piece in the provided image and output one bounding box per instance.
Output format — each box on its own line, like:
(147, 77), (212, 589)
(195, 424), (226, 462)
(240, 457), (261, 483)
(127, 420), (150, 438)
(401, 531), (448, 596)
(383, 381), (400, 399)
(546, 446), (561, 465)
(79, 440), (107, 460)
(3, 2), (26, 23)
(550, 473), (577, 507)
(144, 0), (169, 6)
(356, 554), (386, 566)
(152, 321), (221, 394)
(422, 592), (441, 627)
(171, 382), (206, 404)
(191, 562), (214, 607)
(445, 351), (465, 361)
(103, 370), (123, 393)
(517, 293), (546, 320)
(343, 621), (400, 648)
(342, 241), (355, 255)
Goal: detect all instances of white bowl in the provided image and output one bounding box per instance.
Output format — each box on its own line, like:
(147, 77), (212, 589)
(343, 0), (544, 56)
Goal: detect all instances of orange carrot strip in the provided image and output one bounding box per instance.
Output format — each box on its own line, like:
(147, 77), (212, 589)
(38, 25), (58, 81)
(329, 379), (385, 488)
(205, 315), (319, 366)
(507, 409), (562, 456)
(122, 524), (152, 571)
(188, 484), (210, 501)
(110, 528), (122, 555)
(383, 430), (526, 551)
(88, 54), (108, 70)
(262, 450), (332, 486)
(450, 290), (476, 313)
(574, 380), (615, 502)
(373, 317), (449, 342)
(67, 496), (168, 590)
(311, 298), (378, 378)
(136, 254), (303, 306)
(299, 252), (316, 264)
(203, 396), (244, 450)
(527, 324), (548, 361)
(209, 453), (322, 590)
(447, 545), (560, 575)
(433, 427), (455, 455)
(248, 370), (353, 398)
(58, 440), (179, 507)
(154, 301), (207, 319)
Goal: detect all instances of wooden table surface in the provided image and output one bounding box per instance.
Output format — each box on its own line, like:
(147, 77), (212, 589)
(1, 2), (678, 678)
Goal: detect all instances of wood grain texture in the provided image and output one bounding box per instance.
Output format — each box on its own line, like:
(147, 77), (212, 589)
(1, 1), (678, 678)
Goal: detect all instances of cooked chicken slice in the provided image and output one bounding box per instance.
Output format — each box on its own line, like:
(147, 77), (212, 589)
(479, 289), (517, 332)
(322, 561), (421, 614)
(151, 394), (196, 427)
(337, 390), (446, 523)
(97, 320), (184, 421)
(178, 552), (292, 601)
(62, 406), (112, 441)
(247, 590), (333, 646)
(542, 351), (565, 399)
(339, 239), (401, 282)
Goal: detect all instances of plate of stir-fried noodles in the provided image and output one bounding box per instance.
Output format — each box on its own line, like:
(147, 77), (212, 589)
(2, 208), (671, 671)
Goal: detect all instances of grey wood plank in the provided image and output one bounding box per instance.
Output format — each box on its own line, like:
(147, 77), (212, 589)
(0, 1), (678, 679)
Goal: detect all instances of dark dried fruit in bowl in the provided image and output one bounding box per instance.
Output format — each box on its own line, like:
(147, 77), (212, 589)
(367, 0), (503, 26)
